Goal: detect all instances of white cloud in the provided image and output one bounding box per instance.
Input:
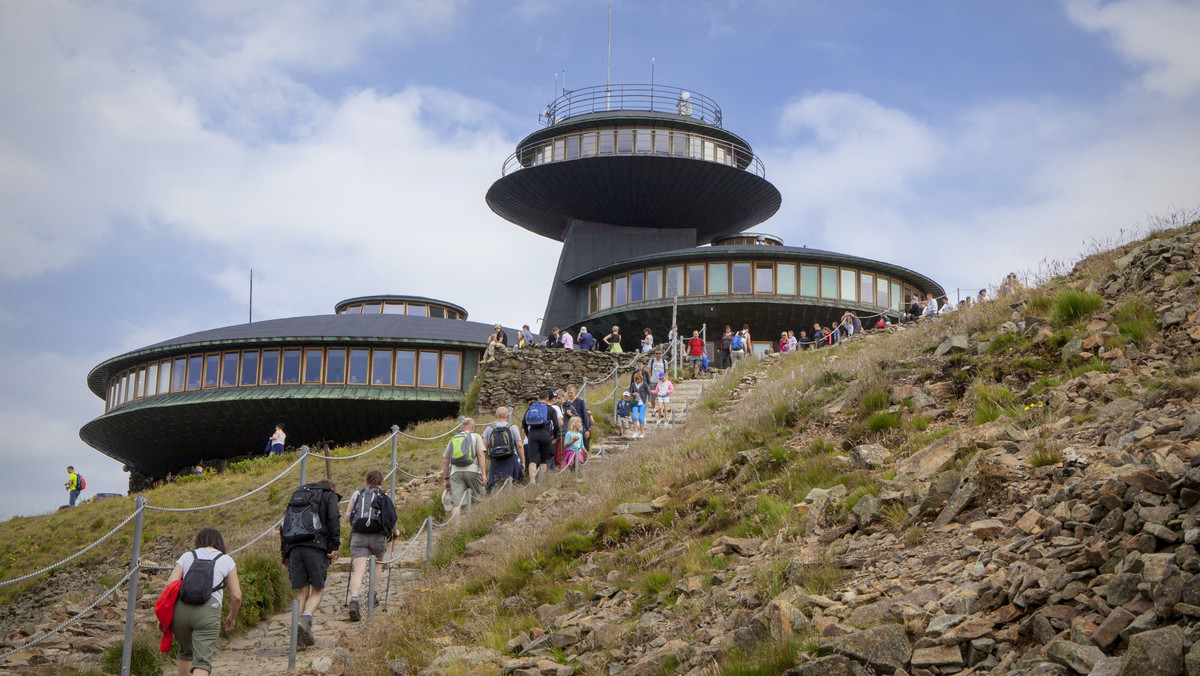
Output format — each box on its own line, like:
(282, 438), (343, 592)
(1065, 0), (1200, 99)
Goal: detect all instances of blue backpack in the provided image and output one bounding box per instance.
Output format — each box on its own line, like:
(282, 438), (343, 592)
(731, 334), (744, 350)
(525, 402), (549, 427)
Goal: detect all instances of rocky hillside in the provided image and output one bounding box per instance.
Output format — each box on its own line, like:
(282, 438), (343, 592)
(349, 220), (1200, 675)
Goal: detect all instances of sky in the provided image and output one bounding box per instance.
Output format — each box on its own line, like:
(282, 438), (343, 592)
(1, 0), (1197, 519)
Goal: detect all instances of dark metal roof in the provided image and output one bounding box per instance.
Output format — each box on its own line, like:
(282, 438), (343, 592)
(564, 244), (945, 295)
(86, 315), (511, 396)
(333, 295), (468, 317)
(485, 155), (782, 242)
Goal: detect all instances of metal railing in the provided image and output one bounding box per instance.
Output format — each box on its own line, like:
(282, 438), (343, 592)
(501, 126), (765, 178)
(542, 84), (723, 128)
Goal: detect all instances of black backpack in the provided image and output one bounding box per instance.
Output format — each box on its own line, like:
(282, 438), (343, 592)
(487, 424), (515, 458)
(179, 551), (226, 605)
(350, 487), (395, 535)
(281, 486), (325, 543)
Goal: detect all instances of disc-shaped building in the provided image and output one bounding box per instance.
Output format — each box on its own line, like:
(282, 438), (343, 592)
(486, 84), (944, 352)
(81, 296), (508, 477)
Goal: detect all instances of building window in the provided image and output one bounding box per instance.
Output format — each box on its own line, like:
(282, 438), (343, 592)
(800, 265), (819, 297)
(260, 349), (280, 385)
(204, 354), (220, 388)
(383, 302), (404, 314)
(890, 282), (902, 312)
(645, 269), (663, 300)
(145, 366), (158, 398)
(588, 283), (600, 314)
(629, 271), (644, 303)
(581, 131), (597, 157)
(281, 349), (301, 385)
(348, 349), (369, 384)
(429, 305), (445, 318)
(372, 349), (392, 386)
(755, 262), (774, 294)
(614, 275), (628, 306)
(777, 263), (796, 295)
(406, 304), (427, 317)
(666, 266), (684, 297)
(599, 129), (615, 154)
(395, 350), (416, 386)
(303, 349), (323, 384)
(708, 263), (728, 294)
(158, 361), (171, 395)
(732, 262), (752, 293)
(221, 352), (239, 387)
(671, 131), (688, 156)
(687, 264), (705, 296)
(598, 280), (612, 311)
(441, 352), (462, 389)
(654, 129), (669, 154)
(135, 368), (146, 399)
(876, 277), (890, 310)
(635, 128), (651, 153)
(860, 273), (875, 305)
(240, 351), (258, 386)
(119, 374), (127, 402)
(363, 302), (382, 314)
(184, 356), (201, 390)
(840, 269), (857, 302)
(347, 304), (362, 314)
(820, 266), (839, 299)
(172, 357), (187, 392)
(418, 351), (439, 388)
(616, 129), (634, 153)
(325, 348), (346, 384)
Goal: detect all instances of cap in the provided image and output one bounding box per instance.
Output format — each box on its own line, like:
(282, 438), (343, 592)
(621, 391), (631, 397)
(657, 372), (665, 379)
(546, 389), (557, 400)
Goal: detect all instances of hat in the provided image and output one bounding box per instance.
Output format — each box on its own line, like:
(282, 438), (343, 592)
(657, 372), (665, 379)
(545, 389), (557, 400)
(494, 324), (502, 330)
(621, 391), (631, 397)
(580, 326), (587, 332)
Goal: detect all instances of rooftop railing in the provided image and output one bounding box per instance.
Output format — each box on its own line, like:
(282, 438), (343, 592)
(541, 84), (723, 128)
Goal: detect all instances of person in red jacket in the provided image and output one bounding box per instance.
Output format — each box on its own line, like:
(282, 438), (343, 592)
(686, 330), (706, 379)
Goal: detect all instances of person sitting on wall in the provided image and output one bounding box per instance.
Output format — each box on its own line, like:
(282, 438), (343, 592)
(798, 330), (812, 349)
(493, 324), (508, 348)
(787, 331), (798, 352)
(559, 328), (574, 349)
(922, 294), (939, 318)
(577, 326), (594, 351)
(519, 324), (535, 348)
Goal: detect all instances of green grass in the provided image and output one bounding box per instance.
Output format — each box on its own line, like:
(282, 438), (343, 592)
(1028, 447), (1063, 468)
(867, 411), (900, 432)
(971, 383), (1016, 425)
(102, 633), (166, 676)
(859, 388), (891, 416)
(1051, 289), (1104, 326)
(1112, 298), (1157, 343)
(233, 554), (291, 631)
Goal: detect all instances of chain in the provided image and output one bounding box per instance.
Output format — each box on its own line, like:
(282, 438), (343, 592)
(0, 506), (143, 587)
(303, 432), (398, 460)
(0, 568), (135, 661)
(145, 456), (303, 512)
(380, 519), (428, 565)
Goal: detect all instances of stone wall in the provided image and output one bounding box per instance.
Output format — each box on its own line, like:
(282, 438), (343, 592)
(469, 347), (628, 414)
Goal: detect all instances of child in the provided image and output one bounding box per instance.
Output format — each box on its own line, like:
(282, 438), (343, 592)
(654, 372), (672, 421)
(616, 392), (633, 438)
(563, 417), (585, 468)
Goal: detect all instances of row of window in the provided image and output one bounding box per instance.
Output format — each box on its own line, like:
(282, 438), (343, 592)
(336, 301), (463, 319)
(522, 125), (752, 173)
(586, 261), (917, 316)
(105, 347), (464, 412)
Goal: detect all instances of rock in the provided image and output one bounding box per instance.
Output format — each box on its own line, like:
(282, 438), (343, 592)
(970, 519), (1005, 539)
(388, 659), (410, 676)
(1091, 607), (1135, 650)
(766, 598), (810, 640)
(784, 654), (868, 676)
(821, 623), (911, 672)
(1120, 625), (1184, 676)
(1182, 413), (1200, 440)
(1046, 640), (1104, 675)
(1061, 337), (1084, 361)
(418, 646), (505, 676)
(312, 657), (333, 674)
(1106, 573), (1142, 607)
(851, 444), (891, 469)
(911, 644), (964, 669)
(623, 639), (689, 676)
(1186, 640), (1200, 676)
(925, 614), (967, 638)
(1162, 308), (1188, 328)
(1017, 509), (1044, 534)
(852, 495), (882, 526)
(709, 536), (762, 556)
(613, 502), (656, 515)
(933, 478), (978, 527)
(935, 334), (970, 357)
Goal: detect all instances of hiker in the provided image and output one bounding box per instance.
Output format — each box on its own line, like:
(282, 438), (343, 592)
(481, 335), (498, 364)
(344, 470), (399, 622)
(603, 325), (623, 353)
(577, 326), (594, 351)
(730, 328), (747, 363)
(641, 328), (654, 353)
(166, 528), (242, 676)
(646, 351), (667, 418)
(280, 478), (341, 648)
(741, 325), (753, 353)
(798, 330), (812, 349)
(565, 385), (590, 451)
(779, 331), (790, 353)
(268, 424), (285, 456)
(616, 392), (634, 438)
(442, 419), (488, 513)
(628, 372), (650, 439)
(523, 390), (559, 482)
(551, 390), (568, 468)
(687, 329), (705, 378)
(65, 466), (81, 507)
(562, 417), (586, 468)
(718, 325), (733, 369)
(483, 407), (524, 491)
(787, 330), (798, 352)
(654, 372), (672, 421)
(519, 324), (535, 348)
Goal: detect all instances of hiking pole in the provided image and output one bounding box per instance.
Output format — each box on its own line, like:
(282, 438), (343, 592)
(366, 555), (376, 620)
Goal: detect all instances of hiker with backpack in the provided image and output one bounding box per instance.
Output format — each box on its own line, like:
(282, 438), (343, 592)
(730, 328), (747, 364)
(522, 390), (559, 483)
(280, 478), (341, 648)
(442, 419), (488, 513)
(164, 528), (242, 676)
(483, 406), (524, 492)
(64, 465), (84, 507)
(343, 470), (398, 622)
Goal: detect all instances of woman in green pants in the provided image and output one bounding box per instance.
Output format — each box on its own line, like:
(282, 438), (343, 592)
(167, 528), (242, 676)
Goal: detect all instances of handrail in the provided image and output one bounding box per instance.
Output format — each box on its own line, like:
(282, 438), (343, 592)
(543, 84), (723, 128)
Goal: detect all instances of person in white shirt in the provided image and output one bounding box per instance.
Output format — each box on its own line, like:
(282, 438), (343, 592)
(922, 294), (939, 318)
(268, 424), (285, 455)
(168, 528), (242, 676)
(940, 298), (955, 314)
(641, 328), (654, 353)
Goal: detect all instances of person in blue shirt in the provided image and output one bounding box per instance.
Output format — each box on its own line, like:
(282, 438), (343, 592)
(577, 326), (594, 351)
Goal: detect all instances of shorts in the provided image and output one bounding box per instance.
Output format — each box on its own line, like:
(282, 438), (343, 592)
(617, 416), (631, 429)
(632, 403), (646, 425)
(288, 545), (330, 590)
(173, 597), (221, 673)
(526, 433), (554, 466)
(689, 356), (703, 366)
(449, 471), (483, 508)
(648, 391), (658, 404)
(657, 396), (670, 404)
(350, 532), (386, 559)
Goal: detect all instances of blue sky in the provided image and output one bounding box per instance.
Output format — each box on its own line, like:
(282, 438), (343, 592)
(1, 0), (1197, 519)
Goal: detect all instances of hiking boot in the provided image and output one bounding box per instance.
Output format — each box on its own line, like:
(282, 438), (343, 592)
(298, 615), (315, 647)
(348, 597), (361, 622)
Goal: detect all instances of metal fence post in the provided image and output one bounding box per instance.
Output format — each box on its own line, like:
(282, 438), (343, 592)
(424, 516), (433, 564)
(119, 496), (145, 676)
(611, 370), (618, 426)
(389, 425), (399, 499)
(367, 555), (376, 620)
(288, 598), (299, 669)
(299, 445), (309, 486)
(464, 492), (472, 519)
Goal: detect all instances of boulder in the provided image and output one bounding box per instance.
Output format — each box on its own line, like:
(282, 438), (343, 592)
(935, 334), (970, 357)
(418, 646), (505, 676)
(851, 444), (891, 469)
(784, 654), (868, 676)
(970, 519), (1005, 539)
(1046, 640), (1104, 675)
(852, 495), (882, 526)
(821, 623), (911, 672)
(1120, 626), (1184, 676)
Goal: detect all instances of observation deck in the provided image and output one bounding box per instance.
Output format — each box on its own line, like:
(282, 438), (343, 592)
(486, 84), (781, 243)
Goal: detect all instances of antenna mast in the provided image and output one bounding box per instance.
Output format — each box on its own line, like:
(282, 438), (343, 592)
(248, 268), (253, 323)
(606, 0), (612, 110)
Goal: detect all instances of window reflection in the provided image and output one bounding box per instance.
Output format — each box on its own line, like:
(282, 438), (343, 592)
(687, 264), (705, 296)
(732, 263), (751, 293)
(363, 302), (381, 314)
(158, 361), (171, 395)
(261, 350), (280, 385)
(777, 263), (796, 295)
(383, 302), (404, 314)
(840, 269), (857, 302)
(860, 274), (875, 304)
(172, 357), (187, 392)
(325, 348), (346, 384)
(395, 351), (416, 386)
(418, 351), (439, 387)
(755, 263), (773, 294)
(241, 351), (258, 386)
(645, 269), (662, 300)
(348, 349), (369, 384)
(800, 265), (818, 297)
(820, 266), (839, 299)
(630, 272), (644, 303)
(708, 263), (728, 294)
(666, 266), (684, 297)
(599, 281), (611, 310)
(406, 304), (427, 317)
(281, 349), (301, 385)
(372, 349), (392, 385)
(303, 349), (323, 384)
(876, 277), (890, 309)
(204, 354), (220, 388)
(614, 275), (627, 306)
(221, 352), (238, 387)
(441, 352), (461, 389)
(429, 306), (445, 318)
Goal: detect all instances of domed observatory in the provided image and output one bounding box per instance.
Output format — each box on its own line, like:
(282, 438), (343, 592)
(81, 295), (512, 478)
